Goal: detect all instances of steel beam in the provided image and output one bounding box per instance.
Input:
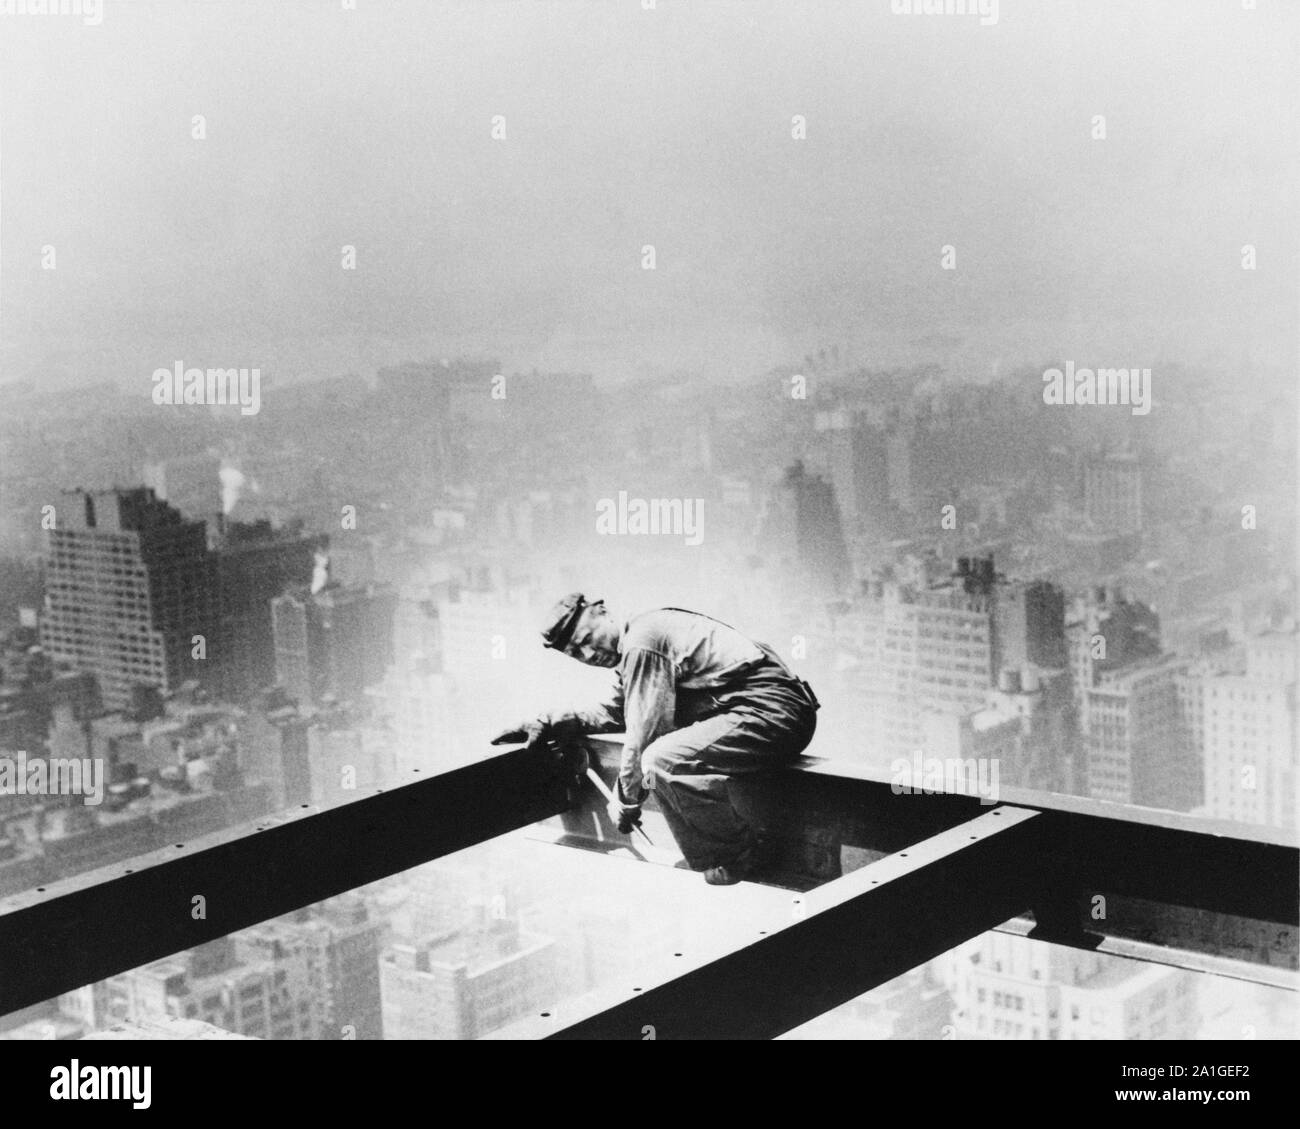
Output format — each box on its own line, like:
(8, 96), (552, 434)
(560, 735), (1299, 974)
(498, 805), (1043, 1039)
(0, 745), (574, 1018)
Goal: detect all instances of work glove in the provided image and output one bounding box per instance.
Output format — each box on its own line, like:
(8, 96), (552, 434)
(489, 718), (550, 750)
(607, 797), (643, 835)
(607, 780), (643, 835)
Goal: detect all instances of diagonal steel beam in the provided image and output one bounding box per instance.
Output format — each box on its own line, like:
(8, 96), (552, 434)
(496, 805), (1044, 1040)
(0, 745), (574, 1018)
(560, 735), (1298, 975)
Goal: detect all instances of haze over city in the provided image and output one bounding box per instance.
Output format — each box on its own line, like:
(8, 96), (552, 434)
(1, 0), (1295, 388)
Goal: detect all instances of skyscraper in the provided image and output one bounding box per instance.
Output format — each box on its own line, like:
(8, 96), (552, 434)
(380, 920), (557, 1039)
(1189, 626), (1297, 829)
(41, 488), (217, 711)
(943, 933), (1197, 1040)
(312, 896), (385, 1040)
(756, 460), (851, 598)
(1083, 451), (1143, 534)
(834, 556), (1068, 766)
(1065, 586), (1162, 724)
(271, 580), (395, 708)
(1086, 654), (1195, 810)
(813, 410), (891, 543)
(213, 518), (328, 702)
(832, 559), (993, 763)
(103, 933), (328, 1040)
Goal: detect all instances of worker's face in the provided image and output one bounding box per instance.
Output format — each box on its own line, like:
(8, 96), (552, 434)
(566, 606), (621, 667)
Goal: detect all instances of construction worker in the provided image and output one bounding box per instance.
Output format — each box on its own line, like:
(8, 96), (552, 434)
(491, 594), (819, 885)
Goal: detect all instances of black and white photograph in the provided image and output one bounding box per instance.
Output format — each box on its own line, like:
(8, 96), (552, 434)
(0, 0), (1295, 1101)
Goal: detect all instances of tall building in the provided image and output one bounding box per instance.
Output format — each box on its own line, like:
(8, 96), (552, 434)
(885, 425), (917, 513)
(924, 666), (1079, 793)
(41, 488), (217, 711)
(390, 581), (450, 669)
(839, 569), (994, 761)
(380, 920), (557, 1039)
(813, 410), (891, 541)
(240, 697), (313, 809)
(1083, 451), (1143, 534)
(304, 709), (393, 807)
(436, 583), (538, 679)
(103, 933), (328, 1039)
(833, 556), (1066, 765)
(369, 577), (554, 749)
(271, 581), (395, 707)
(212, 518), (327, 701)
(995, 580), (1067, 671)
(368, 660), (460, 773)
(944, 933), (1196, 1040)
(1187, 626), (1297, 829)
(235, 901), (384, 1040)
(310, 896), (385, 1040)
(1086, 653), (1195, 810)
(1066, 586), (1162, 726)
(756, 460), (851, 598)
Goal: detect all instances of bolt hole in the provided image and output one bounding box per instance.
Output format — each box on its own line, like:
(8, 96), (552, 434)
(633, 987), (641, 992)
(900, 853), (908, 857)
(175, 844), (184, 848)
(674, 952), (682, 957)
(36, 887), (45, 892)
(125, 870), (134, 875)
(540, 1012), (551, 1018)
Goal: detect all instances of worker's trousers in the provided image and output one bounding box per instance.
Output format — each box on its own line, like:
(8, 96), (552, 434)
(639, 647), (817, 870)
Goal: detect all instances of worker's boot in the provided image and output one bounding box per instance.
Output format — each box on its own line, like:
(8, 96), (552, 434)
(703, 859), (747, 885)
(703, 831), (772, 886)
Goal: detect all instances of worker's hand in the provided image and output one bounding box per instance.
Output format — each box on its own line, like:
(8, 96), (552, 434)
(489, 719), (548, 749)
(606, 797), (643, 835)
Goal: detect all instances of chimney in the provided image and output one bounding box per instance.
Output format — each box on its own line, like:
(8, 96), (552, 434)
(310, 552), (330, 596)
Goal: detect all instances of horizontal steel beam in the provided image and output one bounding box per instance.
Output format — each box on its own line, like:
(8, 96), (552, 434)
(566, 735), (1299, 973)
(0, 745), (574, 1018)
(498, 805), (1044, 1039)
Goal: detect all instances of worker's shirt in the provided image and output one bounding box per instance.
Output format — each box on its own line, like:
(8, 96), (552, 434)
(566, 608), (766, 804)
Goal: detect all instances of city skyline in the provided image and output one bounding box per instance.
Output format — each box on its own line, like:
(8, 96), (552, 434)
(0, 0), (1295, 1058)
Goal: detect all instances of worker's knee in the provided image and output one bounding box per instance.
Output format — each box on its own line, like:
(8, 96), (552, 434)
(639, 736), (696, 791)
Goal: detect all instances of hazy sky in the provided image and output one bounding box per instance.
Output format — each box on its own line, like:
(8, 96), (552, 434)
(1, 0), (1295, 387)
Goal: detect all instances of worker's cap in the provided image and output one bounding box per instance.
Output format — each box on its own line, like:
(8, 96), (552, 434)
(540, 592), (590, 651)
